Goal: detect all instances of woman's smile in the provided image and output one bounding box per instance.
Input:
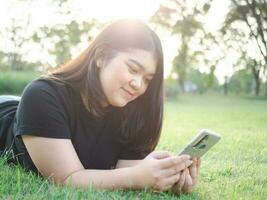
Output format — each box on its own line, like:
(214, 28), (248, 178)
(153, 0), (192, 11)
(121, 87), (135, 100)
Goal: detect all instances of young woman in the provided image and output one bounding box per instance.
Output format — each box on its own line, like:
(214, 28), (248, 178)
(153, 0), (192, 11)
(0, 19), (201, 195)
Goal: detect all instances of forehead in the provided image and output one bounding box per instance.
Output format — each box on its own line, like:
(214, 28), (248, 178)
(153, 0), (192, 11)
(122, 49), (157, 75)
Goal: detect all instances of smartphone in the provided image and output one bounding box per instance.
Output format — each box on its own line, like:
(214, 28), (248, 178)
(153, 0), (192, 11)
(178, 129), (221, 158)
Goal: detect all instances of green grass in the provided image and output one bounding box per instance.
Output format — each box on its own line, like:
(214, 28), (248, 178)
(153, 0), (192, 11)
(1, 95), (267, 199)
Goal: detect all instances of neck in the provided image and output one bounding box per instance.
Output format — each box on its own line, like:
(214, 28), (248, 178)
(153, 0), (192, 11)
(80, 93), (109, 115)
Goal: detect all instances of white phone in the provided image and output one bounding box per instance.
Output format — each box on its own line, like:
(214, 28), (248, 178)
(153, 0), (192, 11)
(178, 129), (221, 158)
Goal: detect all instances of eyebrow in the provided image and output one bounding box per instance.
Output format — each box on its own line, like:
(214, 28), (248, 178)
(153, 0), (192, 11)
(128, 59), (155, 76)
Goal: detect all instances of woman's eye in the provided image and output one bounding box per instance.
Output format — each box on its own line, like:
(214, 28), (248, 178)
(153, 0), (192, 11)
(128, 65), (138, 73)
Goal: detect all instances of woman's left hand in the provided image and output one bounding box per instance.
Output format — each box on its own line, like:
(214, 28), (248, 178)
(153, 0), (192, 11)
(171, 158), (201, 195)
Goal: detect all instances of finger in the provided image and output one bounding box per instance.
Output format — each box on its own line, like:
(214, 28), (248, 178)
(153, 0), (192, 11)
(160, 166), (180, 177)
(150, 151), (172, 159)
(189, 167), (197, 182)
(175, 159), (193, 172)
(164, 173), (181, 189)
(189, 159), (197, 180)
(190, 157), (197, 167)
(178, 170), (186, 190)
(155, 173), (180, 192)
(158, 155), (191, 169)
(197, 158), (202, 167)
(184, 168), (193, 186)
(161, 159), (192, 177)
(196, 158), (201, 176)
(182, 169), (194, 194)
(182, 184), (193, 194)
(171, 181), (181, 195)
(193, 157), (198, 164)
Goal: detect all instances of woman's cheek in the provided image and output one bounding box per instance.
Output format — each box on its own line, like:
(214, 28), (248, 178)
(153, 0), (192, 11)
(118, 69), (132, 84)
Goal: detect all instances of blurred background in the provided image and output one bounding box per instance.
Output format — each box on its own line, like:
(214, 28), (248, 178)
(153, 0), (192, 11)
(0, 0), (266, 98)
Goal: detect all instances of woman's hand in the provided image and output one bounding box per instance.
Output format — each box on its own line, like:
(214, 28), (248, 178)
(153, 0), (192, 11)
(171, 158), (201, 196)
(132, 151), (193, 192)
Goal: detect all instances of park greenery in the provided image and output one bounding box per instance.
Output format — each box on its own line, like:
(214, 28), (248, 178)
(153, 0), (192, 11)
(0, 0), (267, 97)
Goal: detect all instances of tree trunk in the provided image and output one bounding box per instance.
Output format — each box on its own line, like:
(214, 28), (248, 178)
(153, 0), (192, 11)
(254, 78), (260, 96)
(249, 61), (261, 96)
(265, 67), (267, 96)
(224, 76), (228, 96)
(178, 78), (185, 93)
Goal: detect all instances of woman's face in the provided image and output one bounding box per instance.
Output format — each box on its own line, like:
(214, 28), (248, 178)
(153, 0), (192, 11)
(98, 49), (156, 107)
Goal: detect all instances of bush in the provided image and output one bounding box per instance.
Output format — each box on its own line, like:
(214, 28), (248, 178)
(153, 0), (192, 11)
(228, 69), (254, 95)
(164, 78), (179, 100)
(0, 70), (41, 95)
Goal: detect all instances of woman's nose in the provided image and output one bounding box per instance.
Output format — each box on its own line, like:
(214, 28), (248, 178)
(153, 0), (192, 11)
(130, 78), (142, 90)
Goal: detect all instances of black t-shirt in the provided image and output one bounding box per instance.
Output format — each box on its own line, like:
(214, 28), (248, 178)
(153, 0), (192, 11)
(0, 78), (148, 174)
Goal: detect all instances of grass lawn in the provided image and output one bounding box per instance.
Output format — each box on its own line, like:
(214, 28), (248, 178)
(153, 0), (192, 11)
(0, 95), (266, 199)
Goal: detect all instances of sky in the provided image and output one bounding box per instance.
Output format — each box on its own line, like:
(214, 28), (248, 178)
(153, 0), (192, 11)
(0, 0), (232, 83)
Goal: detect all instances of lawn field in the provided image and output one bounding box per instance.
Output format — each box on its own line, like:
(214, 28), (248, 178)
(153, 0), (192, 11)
(0, 95), (266, 199)
(159, 95), (267, 199)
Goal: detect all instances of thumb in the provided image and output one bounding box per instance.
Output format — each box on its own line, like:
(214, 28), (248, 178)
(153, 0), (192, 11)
(150, 151), (172, 159)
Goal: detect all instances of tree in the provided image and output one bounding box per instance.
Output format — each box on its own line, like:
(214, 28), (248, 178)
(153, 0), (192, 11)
(151, 0), (213, 93)
(32, 20), (97, 68)
(0, 51), (8, 69)
(224, 0), (267, 95)
(0, 0), (34, 71)
(221, 24), (263, 95)
(228, 68), (254, 94)
(0, 0), (100, 71)
(240, 52), (263, 95)
(31, 0), (101, 69)
(187, 67), (219, 94)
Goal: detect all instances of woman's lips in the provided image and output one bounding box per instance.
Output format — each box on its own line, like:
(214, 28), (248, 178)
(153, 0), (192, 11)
(122, 88), (134, 99)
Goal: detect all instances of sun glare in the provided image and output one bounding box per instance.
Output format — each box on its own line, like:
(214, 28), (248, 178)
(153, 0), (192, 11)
(1, 0), (231, 81)
(77, 0), (158, 22)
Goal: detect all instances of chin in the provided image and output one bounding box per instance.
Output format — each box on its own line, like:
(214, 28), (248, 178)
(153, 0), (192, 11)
(116, 102), (128, 107)
(110, 98), (129, 107)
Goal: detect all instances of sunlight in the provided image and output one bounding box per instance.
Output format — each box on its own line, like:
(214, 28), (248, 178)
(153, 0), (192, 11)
(0, 0), (233, 81)
(75, 0), (158, 22)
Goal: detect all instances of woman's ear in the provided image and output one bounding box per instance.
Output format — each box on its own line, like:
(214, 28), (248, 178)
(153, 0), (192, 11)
(96, 58), (103, 68)
(95, 45), (107, 68)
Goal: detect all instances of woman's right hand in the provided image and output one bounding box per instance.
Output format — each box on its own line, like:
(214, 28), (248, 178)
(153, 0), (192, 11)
(132, 151), (192, 192)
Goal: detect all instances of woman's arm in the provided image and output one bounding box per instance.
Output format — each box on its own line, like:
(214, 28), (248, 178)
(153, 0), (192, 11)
(22, 135), (139, 190)
(63, 167), (138, 189)
(22, 136), (192, 191)
(115, 159), (142, 168)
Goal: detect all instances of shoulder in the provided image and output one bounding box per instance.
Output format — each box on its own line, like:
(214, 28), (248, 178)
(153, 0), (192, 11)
(21, 77), (76, 104)
(15, 77), (75, 138)
(22, 77), (67, 96)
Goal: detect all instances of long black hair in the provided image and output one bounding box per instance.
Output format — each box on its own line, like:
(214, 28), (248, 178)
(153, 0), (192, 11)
(45, 19), (164, 154)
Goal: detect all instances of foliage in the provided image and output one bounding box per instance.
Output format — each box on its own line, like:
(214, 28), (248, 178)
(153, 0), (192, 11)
(228, 69), (254, 94)
(32, 20), (97, 67)
(0, 4), (34, 71)
(0, 70), (41, 95)
(164, 77), (180, 100)
(0, 51), (8, 70)
(186, 68), (220, 94)
(0, 0), (100, 71)
(151, 0), (213, 92)
(223, 0), (267, 95)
